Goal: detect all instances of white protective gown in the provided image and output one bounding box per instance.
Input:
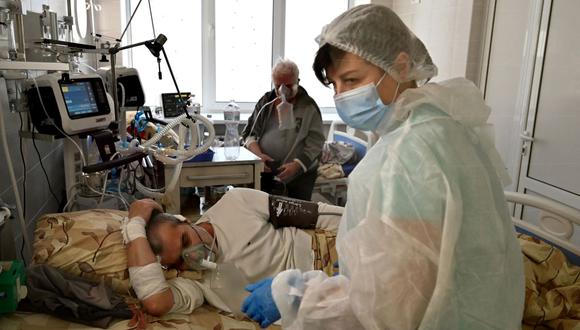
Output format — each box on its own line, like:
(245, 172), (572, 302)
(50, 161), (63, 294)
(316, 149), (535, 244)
(271, 78), (525, 329)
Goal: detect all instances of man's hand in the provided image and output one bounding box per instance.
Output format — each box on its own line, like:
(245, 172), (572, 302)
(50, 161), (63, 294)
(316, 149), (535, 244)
(128, 199), (163, 222)
(276, 161), (302, 182)
(246, 141), (274, 173)
(258, 153), (274, 173)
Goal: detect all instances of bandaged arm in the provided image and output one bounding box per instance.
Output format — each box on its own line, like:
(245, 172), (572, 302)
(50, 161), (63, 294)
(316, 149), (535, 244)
(126, 216), (174, 316)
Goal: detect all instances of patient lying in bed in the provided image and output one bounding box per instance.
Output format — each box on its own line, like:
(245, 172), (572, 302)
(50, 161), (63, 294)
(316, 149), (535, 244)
(127, 188), (342, 316)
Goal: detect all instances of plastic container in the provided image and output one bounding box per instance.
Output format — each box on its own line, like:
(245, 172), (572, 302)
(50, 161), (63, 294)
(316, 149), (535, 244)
(223, 101), (240, 160)
(0, 260), (27, 314)
(277, 101), (296, 130)
(209, 262), (249, 317)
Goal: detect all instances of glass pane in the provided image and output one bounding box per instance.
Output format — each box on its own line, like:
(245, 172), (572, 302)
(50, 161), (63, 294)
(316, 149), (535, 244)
(126, 0), (202, 107)
(285, 0), (349, 108)
(215, 0), (273, 103)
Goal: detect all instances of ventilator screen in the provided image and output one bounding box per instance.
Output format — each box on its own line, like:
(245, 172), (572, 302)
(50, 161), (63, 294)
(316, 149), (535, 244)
(61, 81), (99, 117)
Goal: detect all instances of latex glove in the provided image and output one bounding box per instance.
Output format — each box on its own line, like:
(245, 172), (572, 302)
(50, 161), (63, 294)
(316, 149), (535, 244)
(276, 161), (302, 182)
(128, 199), (163, 223)
(241, 278), (280, 328)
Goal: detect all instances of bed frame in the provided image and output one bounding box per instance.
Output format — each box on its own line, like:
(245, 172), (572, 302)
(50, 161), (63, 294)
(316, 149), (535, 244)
(506, 191), (580, 265)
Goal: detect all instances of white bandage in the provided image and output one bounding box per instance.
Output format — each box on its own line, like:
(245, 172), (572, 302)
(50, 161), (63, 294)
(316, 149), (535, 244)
(129, 262), (169, 300)
(121, 216), (146, 244)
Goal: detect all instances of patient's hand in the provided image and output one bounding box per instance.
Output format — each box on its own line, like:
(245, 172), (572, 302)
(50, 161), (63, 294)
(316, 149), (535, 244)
(128, 199), (163, 222)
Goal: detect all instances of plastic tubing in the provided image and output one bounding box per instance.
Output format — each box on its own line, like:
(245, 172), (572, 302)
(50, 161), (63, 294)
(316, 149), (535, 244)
(0, 95), (31, 257)
(134, 113), (215, 199)
(140, 114), (215, 165)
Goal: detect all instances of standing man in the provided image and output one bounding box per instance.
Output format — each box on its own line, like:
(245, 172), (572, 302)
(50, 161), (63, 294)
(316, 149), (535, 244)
(242, 59), (325, 200)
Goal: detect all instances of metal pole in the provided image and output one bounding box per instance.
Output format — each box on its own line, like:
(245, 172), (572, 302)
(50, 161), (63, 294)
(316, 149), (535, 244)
(110, 52), (127, 143)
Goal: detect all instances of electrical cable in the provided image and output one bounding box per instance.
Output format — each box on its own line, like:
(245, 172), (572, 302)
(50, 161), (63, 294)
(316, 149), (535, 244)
(119, 0), (144, 42)
(246, 97), (279, 142)
(160, 48), (191, 119)
(147, 0), (156, 37)
(30, 126), (61, 206)
(25, 105), (61, 205)
(17, 112), (27, 266)
(0, 80), (30, 259)
(63, 183), (82, 212)
(97, 152), (120, 206)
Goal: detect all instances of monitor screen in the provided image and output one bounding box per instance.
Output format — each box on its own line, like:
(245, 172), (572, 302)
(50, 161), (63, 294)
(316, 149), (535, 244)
(162, 92), (191, 118)
(61, 81), (100, 117)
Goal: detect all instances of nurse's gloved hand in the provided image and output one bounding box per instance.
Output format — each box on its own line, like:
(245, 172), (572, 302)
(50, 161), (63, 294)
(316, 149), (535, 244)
(241, 278), (280, 328)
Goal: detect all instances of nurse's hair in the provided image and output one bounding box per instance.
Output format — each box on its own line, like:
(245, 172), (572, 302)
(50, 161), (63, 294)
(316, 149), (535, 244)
(313, 44), (347, 86)
(272, 58), (299, 82)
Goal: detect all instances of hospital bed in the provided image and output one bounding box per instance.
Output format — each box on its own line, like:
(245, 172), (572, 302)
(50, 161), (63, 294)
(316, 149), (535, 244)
(507, 191), (580, 328)
(507, 191), (580, 265)
(1, 192), (580, 329)
(314, 123), (372, 206)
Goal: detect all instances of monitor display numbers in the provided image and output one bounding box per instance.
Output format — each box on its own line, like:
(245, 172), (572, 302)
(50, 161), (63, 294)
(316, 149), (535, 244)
(61, 81), (100, 117)
(162, 92), (191, 118)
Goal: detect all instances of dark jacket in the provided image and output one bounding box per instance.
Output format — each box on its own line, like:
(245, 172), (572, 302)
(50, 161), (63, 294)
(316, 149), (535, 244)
(242, 86), (325, 173)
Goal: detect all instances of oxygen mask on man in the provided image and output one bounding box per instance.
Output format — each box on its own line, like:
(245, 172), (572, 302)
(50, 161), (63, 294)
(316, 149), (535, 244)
(277, 84), (296, 130)
(181, 225), (217, 271)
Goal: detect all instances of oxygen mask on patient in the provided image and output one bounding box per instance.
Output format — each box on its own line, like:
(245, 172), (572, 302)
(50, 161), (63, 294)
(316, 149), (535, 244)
(277, 84), (296, 130)
(181, 225), (217, 271)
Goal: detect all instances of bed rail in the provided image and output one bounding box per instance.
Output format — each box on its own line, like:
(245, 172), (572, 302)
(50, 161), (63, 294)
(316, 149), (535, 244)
(505, 191), (580, 259)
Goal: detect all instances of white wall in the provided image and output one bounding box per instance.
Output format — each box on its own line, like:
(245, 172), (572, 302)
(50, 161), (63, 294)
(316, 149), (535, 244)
(378, 0), (488, 85)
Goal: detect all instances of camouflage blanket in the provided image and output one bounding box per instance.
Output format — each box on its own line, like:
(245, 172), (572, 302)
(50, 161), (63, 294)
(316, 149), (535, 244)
(519, 234), (580, 329)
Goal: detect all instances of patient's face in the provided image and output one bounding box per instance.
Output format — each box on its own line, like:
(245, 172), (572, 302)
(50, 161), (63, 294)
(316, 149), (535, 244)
(151, 223), (201, 269)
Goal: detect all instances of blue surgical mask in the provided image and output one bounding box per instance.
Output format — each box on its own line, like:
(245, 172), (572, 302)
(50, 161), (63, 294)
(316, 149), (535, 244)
(334, 74), (399, 131)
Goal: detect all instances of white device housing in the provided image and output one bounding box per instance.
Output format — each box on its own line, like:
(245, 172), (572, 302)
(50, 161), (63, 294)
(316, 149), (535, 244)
(97, 66), (145, 109)
(28, 72), (115, 135)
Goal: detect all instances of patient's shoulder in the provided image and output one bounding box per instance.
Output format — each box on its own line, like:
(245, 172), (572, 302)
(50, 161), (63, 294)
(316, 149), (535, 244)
(223, 187), (267, 201)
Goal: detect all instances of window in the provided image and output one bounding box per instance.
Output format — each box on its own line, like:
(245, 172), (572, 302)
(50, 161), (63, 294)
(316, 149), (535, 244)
(215, 0), (273, 103)
(122, 0), (202, 107)
(285, 0), (349, 109)
(124, 0), (350, 112)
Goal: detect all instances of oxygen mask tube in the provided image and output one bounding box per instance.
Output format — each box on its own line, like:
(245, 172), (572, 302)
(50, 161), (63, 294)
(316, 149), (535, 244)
(200, 233), (217, 270)
(132, 102), (216, 199)
(277, 85), (296, 131)
(188, 224), (218, 270)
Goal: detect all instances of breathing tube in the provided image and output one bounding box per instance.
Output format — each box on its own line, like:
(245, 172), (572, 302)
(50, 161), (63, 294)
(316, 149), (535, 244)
(131, 111), (216, 199)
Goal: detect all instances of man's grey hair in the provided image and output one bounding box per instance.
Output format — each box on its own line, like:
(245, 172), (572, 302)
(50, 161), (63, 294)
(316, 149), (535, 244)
(272, 58), (299, 81)
(146, 212), (189, 255)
